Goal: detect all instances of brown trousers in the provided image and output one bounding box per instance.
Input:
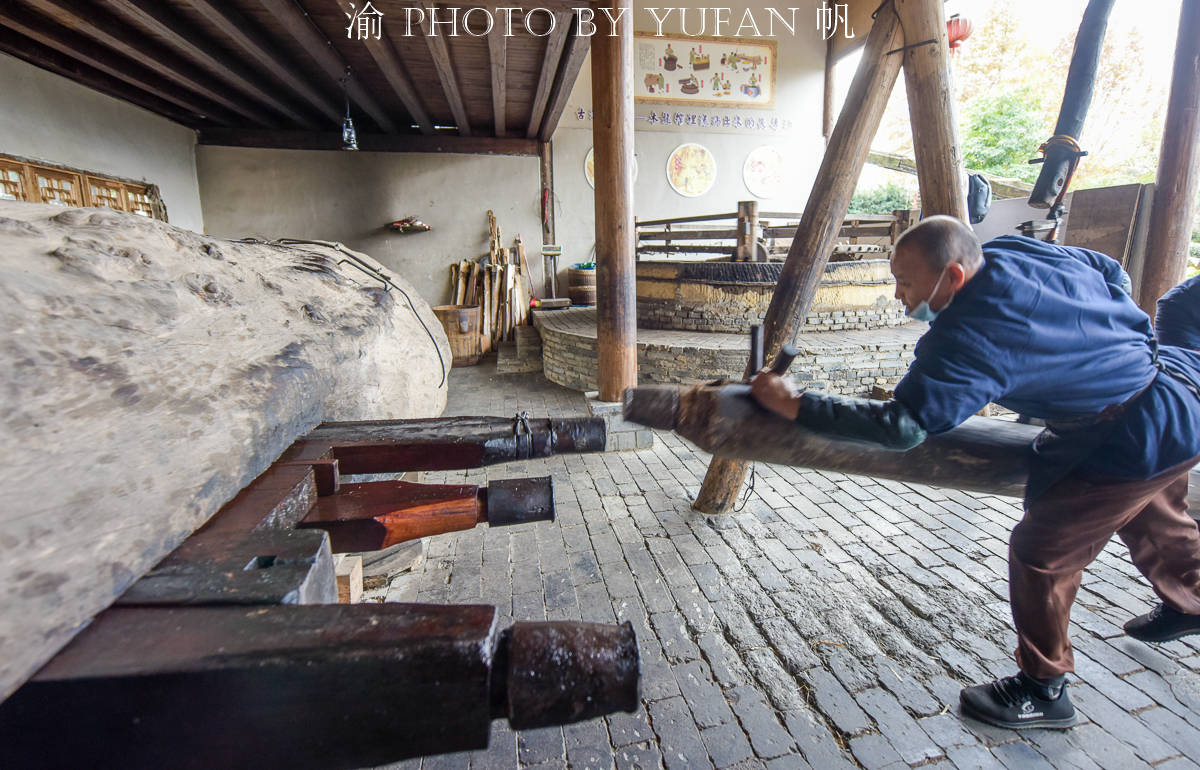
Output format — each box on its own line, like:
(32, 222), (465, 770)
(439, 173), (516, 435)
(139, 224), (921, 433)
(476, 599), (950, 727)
(1010, 455), (1200, 679)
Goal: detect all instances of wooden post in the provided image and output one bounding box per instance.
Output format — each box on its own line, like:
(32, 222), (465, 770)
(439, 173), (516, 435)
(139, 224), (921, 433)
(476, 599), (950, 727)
(894, 0), (968, 220)
(540, 140), (555, 246)
(823, 16), (835, 142)
(1138, 0), (1200, 315)
(591, 0), (637, 402)
(693, 5), (904, 515)
(734, 200), (759, 261)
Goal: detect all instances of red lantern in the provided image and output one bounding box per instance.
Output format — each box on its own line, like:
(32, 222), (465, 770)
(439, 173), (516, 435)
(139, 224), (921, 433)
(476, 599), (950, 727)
(947, 14), (974, 54)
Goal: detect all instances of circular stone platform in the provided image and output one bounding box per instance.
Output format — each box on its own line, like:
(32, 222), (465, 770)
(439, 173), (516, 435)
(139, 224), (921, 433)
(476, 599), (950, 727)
(534, 307), (924, 395)
(636, 259), (907, 334)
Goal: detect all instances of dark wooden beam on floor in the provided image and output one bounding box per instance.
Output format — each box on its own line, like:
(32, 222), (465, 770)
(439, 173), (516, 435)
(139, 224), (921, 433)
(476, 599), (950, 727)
(537, 20), (591, 142)
(21, 0), (277, 127)
(255, 0), (399, 133)
(694, 2), (905, 515)
(362, 33), (434, 135)
(419, 7), (473, 136)
(526, 10), (573, 139)
(1139, 0), (1200, 315)
(198, 129), (539, 156)
(181, 0), (343, 125)
(591, 0), (636, 402)
(894, 0), (968, 220)
(0, 4), (235, 126)
(0, 26), (201, 126)
(106, 0), (317, 128)
(488, 8), (508, 136)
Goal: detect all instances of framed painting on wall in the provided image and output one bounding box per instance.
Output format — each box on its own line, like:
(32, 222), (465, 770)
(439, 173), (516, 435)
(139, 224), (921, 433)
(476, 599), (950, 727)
(634, 33), (777, 109)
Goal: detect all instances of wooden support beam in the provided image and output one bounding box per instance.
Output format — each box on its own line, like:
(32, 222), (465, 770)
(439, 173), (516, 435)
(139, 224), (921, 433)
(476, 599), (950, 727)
(106, 0), (317, 127)
(1138, 0), (1200, 315)
(0, 4), (238, 126)
(362, 32), (435, 135)
(591, 0), (637, 402)
(22, 0), (277, 127)
(823, 10), (835, 142)
(419, 7), (473, 136)
(893, 0), (968, 220)
(489, 10), (508, 136)
(198, 129), (539, 155)
(694, 4), (904, 515)
(541, 141), (556, 244)
(255, 0), (399, 133)
(186, 0), (343, 124)
(867, 150), (1033, 200)
(734, 200), (760, 261)
(526, 10), (573, 139)
(538, 21), (592, 141)
(0, 24), (204, 127)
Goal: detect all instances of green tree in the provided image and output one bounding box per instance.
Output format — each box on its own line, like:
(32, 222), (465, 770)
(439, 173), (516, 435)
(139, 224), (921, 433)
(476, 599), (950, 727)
(960, 90), (1050, 183)
(849, 182), (913, 215)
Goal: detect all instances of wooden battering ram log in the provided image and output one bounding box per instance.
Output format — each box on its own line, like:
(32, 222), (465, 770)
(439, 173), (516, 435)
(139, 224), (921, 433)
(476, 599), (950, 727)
(624, 382), (1200, 511)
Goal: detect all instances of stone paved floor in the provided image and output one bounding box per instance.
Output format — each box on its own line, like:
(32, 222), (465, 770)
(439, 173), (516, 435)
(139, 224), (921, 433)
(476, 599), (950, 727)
(381, 361), (1200, 770)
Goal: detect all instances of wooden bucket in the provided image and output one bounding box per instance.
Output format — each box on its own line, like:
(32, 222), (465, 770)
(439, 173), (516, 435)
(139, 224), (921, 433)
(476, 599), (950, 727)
(567, 265), (596, 306)
(432, 305), (482, 367)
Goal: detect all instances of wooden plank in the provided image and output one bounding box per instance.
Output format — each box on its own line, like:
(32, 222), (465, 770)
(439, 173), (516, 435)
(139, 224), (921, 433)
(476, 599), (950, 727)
(540, 141), (555, 244)
(867, 149), (1032, 200)
(22, 0), (277, 127)
(305, 481), (481, 552)
(525, 10), (572, 139)
(0, 25), (202, 127)
(333, 554), (363, 604)
(1063, 184), (1145, 268)
(186, 0), (342, 123)
(107, 0), (316, 127)
(0, 5), (235, 126)
(894, 0), (968, 220)
(362, 31), (435, 134)
(488, 9), (508, 136)
(537, 19), (592, 141)
(1139, 0), (1200, 315)
(694, 2), (904, 515)
(255, 0), (399, 132)
(420, 8), (473, 136)
(197, 129), (539, 155)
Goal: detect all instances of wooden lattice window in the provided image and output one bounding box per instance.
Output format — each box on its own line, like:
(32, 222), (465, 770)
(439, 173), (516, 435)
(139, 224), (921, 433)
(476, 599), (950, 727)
(0, 153), (167, 221)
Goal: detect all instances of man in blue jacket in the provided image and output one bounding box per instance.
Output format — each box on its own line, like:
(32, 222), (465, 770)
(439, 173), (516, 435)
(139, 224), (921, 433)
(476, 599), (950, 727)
(1157, 273), (1200, 350)
(751, 216), (1200, 730)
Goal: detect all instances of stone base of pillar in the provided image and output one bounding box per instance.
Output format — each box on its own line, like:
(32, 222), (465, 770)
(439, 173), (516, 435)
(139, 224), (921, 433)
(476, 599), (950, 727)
(586, 392), (654, 452)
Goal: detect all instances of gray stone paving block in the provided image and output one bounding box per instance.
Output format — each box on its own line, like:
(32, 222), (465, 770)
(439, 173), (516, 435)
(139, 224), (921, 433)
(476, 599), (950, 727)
(711, 600), (768, 652)
(1110, 637), (1181, 676)
(673, 532), (713, 566)
(697, 631), (753, 689)
(589, 528), (625, 565)
(1072, 683), (1178, 763)
(674, 659), (735, 728)
(672, 582), (717, 634)
(744, 648), (807, 710)
(517, 726), (565, 766)
(512, 591), (546, 621)
(701, 722), (755, 769)
(917, 714), (974, 750)
(564, 745), (615, 770)
(989, 740), (1056, 770)
(873, 656), (941, 716)
(543, 570), (577, 612)
(1064, 723), (1146, 769)
(758, 617), (820, 673)
(561, 524), (592, 553)
(726, 686), (796, 759)
(570, 551), (604, 586)
(1023, 729), (1102, 770)
(747, 557), (790, 593)
(728, 579), (782, 624)
(1137, 704), (1200, 760)
(648, 696), (712, 770)
(651, 611), (701, 663)
(781, 709), (855, 770)
(608, 709), (655, 747)
(1157, 759), (1200, 770)
(600, 559), (639, 600)
(1073, 652), (1154, 712)
(848, 733), (904, 770)
(577, 582), (618, 624)
(763, 755), (812, 770)
(1125, 670), (1200, 728)
(825, 648), (878, 694)
(466, 722), (518, 769)
(854, 687), (942, 765)
(799, 667), (872, 735)
(946, 744), (1004, 769)
(615, 742), (665, 770)
(934, 643), (991, 684)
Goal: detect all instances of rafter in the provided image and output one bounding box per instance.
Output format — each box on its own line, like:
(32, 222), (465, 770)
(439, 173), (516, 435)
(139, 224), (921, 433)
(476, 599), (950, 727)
(419, 7), (472, 136)
(487, 8), (508, 136)
(525, 10), (573, 140)
(106, 0), (316, 128)
(254, 0), (399, 133)
(199, 129), (538, 156)
(361, 32), (434, 135)
(21, 0), (276, 127)
(186, 0), (342, 125)
(537, 20), (591, 142)
(0, 3), (237, 126)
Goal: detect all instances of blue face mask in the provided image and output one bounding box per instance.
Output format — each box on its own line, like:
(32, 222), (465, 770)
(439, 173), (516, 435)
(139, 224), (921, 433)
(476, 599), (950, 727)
(906, 268), (948, 322)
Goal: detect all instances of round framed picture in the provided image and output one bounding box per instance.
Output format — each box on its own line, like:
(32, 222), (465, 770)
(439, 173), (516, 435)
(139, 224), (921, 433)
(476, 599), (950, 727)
(666, 142), (716, 197)
(743, 145), (786, 199)
(585, 147), (638, 189)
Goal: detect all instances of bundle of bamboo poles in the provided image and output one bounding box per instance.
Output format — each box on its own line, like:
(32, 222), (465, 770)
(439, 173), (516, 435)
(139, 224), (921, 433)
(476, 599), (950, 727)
(448, 211), (536, 355)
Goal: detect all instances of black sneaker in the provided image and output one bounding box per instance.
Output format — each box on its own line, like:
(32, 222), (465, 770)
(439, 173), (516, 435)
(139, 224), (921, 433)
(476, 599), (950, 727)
(1124, 603), (1200, 643)
(959, 673), (1077, 729)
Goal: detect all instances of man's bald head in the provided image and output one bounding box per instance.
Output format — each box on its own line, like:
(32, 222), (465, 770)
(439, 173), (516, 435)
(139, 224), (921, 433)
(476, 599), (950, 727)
(894, 215), (983, 272)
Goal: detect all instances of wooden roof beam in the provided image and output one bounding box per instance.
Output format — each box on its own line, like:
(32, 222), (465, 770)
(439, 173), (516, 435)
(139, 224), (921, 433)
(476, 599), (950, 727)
(361, 34), (434, 135)
(419, 6), (472, 136)
(21, 0), (277, 127)
(106, 0), (318, 128)
(254, 0), (399, 133)
(199, 129), (538, 156)
(537, 20), (591, 142)
(186, 0), (342, 125)
(525, 10), (573, 139)
(488, 8), (508, 136)
(0, 3), (237, 126)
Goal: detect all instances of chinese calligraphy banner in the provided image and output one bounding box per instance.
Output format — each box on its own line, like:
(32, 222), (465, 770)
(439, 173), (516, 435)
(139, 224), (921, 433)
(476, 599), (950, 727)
(634, 33), (777, 110)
